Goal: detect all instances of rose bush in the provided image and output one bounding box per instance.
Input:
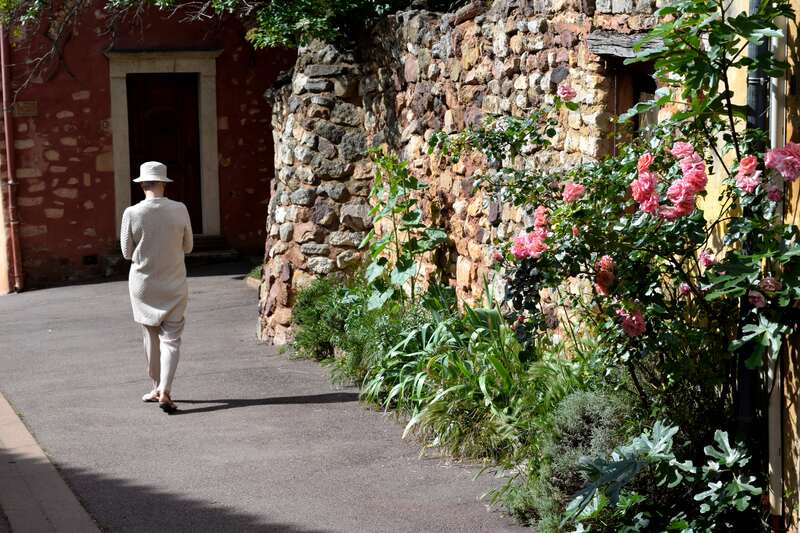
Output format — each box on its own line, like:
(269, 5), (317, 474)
(428, 0), (799, 527)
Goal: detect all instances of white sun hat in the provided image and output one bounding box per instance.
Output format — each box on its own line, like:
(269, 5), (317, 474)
(132, 161), (173, 183)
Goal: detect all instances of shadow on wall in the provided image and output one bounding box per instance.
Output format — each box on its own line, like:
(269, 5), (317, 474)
(0, 449), (334, 533)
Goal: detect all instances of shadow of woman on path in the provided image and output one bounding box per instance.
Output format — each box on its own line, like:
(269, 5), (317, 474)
(172, 392), (359, 415)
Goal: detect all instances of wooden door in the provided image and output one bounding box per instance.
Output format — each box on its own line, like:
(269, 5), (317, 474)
(127, 73), (203, 231)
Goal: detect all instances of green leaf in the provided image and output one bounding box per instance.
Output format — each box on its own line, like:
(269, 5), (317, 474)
(390, 260), (418, 287)
(367, 287), (394, 310)
(365, 258), (387, 284)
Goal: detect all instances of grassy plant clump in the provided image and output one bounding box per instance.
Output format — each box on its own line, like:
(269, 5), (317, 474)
(291, 277), (347, 361)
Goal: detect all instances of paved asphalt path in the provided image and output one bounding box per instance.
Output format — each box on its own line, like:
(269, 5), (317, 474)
(0, 263), (526, 533)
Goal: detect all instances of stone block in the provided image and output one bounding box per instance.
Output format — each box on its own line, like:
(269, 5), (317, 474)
(17, 168), (41, 178)
(45, 208), (64, 219)
(339, 131), (367, 162)
(318, 137), (337, 159)
(293, 146), (314, 164)
(96, 152), (113, 172)
(336, 250), (360, 269)
(333, 77), (358, 98)
(328, 231), (365, 248)
(404, 55), (419, 83)
(290, 188), (316, 206)
(612, 0), (634, 13)
(272, 306), (293, 326)
(456, 255), (473, 286)
(293, 222), (327, 243)
(331, 102), (362, 127)
(312, 203), (339, 228)
(493, 26), (508, 58)
(317, 159), (353, 180)
(340, 202), (373, 231)
(14, 139), (34, 149)
(312, 120), (346, 143)
(307, 257), (334, 275)
(318, 182), (348, 201)
(279, 222), (294, 242)
(300, 243), (331, 256)
(54, 188), (78, 199)
(304, 64), (345, 77)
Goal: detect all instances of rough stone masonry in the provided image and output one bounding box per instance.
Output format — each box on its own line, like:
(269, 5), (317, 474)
(259, 0), (658, 343)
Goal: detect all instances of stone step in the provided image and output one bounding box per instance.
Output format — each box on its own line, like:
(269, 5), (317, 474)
(103, 235), (240, 276)
(192, 234), (230, 252)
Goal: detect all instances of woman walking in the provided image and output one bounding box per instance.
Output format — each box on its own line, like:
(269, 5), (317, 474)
(120, 161), (193, 414)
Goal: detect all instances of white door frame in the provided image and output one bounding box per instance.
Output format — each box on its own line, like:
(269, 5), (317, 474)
(107, 50), (222, 235)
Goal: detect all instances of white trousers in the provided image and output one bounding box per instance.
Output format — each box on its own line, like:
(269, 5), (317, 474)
(141, 318), (184, 394)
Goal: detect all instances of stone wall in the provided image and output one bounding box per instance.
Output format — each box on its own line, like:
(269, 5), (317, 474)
(260, 0), (657, 343)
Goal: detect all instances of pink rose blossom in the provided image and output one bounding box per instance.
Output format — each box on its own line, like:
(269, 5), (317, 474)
(639, 194), (660, 214)
(557, 83), (577, 101)
(594, 256), (616, 295)
(738, 155), (759, 176)
(748, 290), (767, 309)
(637, 153), (654, 173)
(659, 199), (694, 220)
(759, 276), (782, 292)
(735, 170), (762, 194)
(734, 155), (761, 193)
(679, 282), (691, 296)
(767, 183), (783, 202)
(562, 182), (586, 203)
(666, 179), (693, 204)
(616, 307), (646, 337)
(683, 168), (708, 193)
(630, 170), (660, 214)
(509, 206), (551, 260)
(511, 220), (549, 260)
(631, 171), (657, 201)
(596, 255), (615, 272)
(511, 235), (529, 259)
(658, 145), (707, 220)
(679, 153), (704, 174)
(572, 225), (580, 237)
(699, 249), (716, 268)
(534, 205), (548, 229)
(671, 142), (695, 159)
(595, 270), (615, 296)
(765, 142), (800, 181)
(676, 152), (707, 195)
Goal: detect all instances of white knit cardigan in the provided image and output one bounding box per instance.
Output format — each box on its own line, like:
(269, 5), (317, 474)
(120, 198), (193, 326)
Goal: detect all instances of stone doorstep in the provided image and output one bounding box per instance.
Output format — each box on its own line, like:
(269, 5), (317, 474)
(0, 393), (101, 533)
(245, 276), (261, 290)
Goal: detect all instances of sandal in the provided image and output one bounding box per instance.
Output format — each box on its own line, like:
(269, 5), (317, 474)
(142, 389), (159, 403)
(159, 392), (178, 414)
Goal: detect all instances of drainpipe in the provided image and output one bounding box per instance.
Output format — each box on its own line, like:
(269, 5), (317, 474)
(0, 22), (22, 291)
(767, 15), (787, 532)
(736, 0), (770, 484)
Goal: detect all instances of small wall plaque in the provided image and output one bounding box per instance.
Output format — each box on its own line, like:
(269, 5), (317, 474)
(13, 101), (38, 117)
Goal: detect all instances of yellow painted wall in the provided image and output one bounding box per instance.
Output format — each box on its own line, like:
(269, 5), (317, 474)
(784, 1), (800, 528)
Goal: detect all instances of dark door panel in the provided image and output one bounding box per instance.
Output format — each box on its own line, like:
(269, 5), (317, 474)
(127, 73), (203, 231)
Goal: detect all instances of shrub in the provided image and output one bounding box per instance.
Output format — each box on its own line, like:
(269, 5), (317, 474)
(291, 277), (346, 360)
(522, 390), (633, 531)
(328, 296), (432, 385)
(563, 422), (763, 532)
